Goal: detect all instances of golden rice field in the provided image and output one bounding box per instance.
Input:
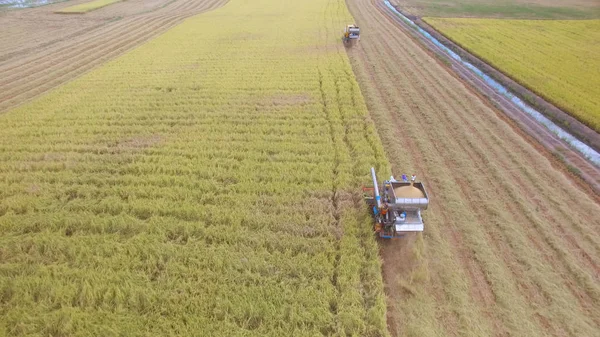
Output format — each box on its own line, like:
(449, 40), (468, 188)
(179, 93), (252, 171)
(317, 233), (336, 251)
(55, 0), (121, 13)
(0, 0), (392, 335)
(424, 18), (600, 133)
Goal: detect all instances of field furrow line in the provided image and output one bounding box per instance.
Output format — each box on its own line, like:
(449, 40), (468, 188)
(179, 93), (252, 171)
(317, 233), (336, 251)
(317, 66), (344, 334)
(0, 17), (161, 81)
(148, 0), (223, 20)
(367, 6), (498, 292)
(0, 0), (184, 62)
(0, 20), (183, 108)
(0, 16), (188, 108)
(0, 22), (110, 64)
(155, 0), (211, 14)
(412, 76), (599, 334)
(0, 0), (226, 78)
(377, 2), (600, 193)
(371, 20), (600, 332)
(166, 0), (224, 16)
(0, 15), (155, 67)
(0, 0), (228, 113)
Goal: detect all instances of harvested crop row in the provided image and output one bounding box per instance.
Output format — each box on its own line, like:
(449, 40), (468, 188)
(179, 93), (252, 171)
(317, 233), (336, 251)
(345, 0), (600, 336)
(0, 0), (391, 335)
(0, 0), (227, 112)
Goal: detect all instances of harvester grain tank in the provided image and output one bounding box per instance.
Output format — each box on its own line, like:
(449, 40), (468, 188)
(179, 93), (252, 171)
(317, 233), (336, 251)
(364, 167), (429, 238)
(343, 24), (360, 44)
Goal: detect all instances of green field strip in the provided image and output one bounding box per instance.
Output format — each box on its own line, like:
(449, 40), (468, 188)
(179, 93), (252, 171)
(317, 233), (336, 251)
(55, 0), (121, 13)
(425, 17), (600, 133)
(0, 0), (391, 335)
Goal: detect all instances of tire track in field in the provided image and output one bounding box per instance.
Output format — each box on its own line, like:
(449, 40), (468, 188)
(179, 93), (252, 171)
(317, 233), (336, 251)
(369, 0), (600, 244)
(320, 0), (388, 331)
(0, 0), (222, 77)
(384, 25), (600, 331)
(384, 0), (596, 334)
(0, 22), (109, 63)
(316, 3), (343, 332)
(0, 0), (224, 78)
(0, 0), (208, 61)
(0, 0), (228, 113)
(381, 0), (599, 280)
(0, 17), (175, 90)
(0, 16), (154, 76)
(345, 0), (600, 335)
(348, 31), (482, 335)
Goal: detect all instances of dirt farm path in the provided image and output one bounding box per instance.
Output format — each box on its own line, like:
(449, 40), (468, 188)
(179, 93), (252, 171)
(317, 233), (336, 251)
(345, 0), (600, 336)
(0, 0), (228, 112)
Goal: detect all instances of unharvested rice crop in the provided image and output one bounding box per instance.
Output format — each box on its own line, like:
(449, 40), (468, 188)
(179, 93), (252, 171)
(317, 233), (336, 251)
(55, 0), (121, 13)
(425, 18), (600, 132)
(0, 0), (391, 335)
(389, 0), (600, 19)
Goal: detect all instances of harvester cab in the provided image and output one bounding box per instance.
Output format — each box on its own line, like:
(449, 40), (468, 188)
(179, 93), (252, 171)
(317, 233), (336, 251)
(343, 24), (360, 44)
(364, 168), (429, 239)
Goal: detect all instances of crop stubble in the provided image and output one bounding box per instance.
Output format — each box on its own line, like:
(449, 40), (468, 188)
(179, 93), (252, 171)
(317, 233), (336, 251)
(0, 0), (227, 112)
(345, 0), (600, 336)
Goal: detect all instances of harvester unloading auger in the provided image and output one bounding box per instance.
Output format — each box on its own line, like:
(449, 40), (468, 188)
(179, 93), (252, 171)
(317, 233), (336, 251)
(364, 168), (429, 238)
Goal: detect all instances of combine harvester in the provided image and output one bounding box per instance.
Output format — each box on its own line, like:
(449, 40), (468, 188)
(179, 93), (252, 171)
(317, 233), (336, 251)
(343, 24), (360, 45)
(364, 168), (429, 238)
